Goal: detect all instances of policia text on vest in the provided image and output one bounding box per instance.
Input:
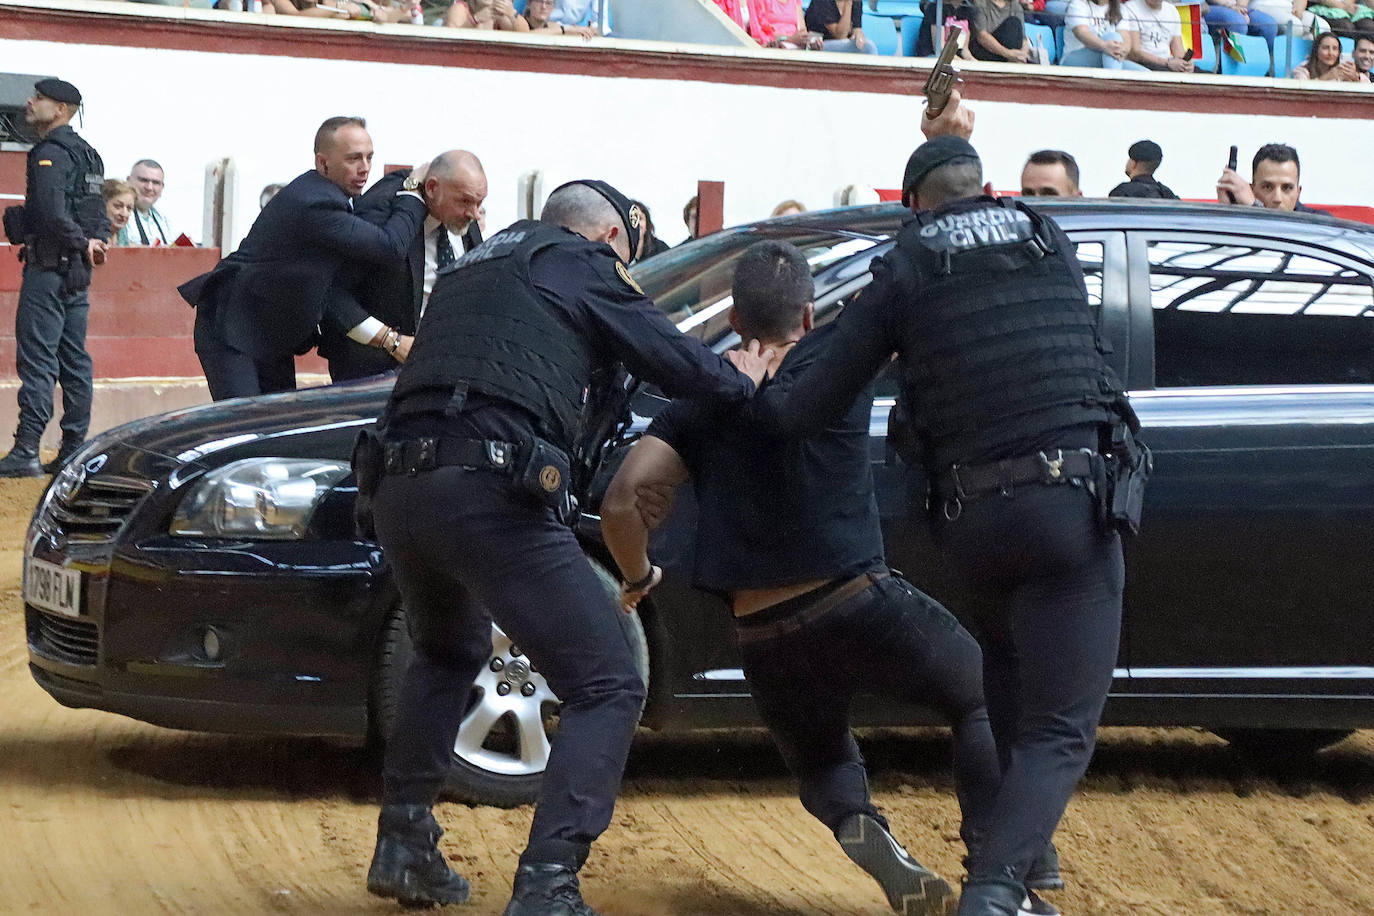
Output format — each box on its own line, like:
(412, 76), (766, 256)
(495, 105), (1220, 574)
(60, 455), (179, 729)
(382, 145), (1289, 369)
(0, 78), (109, 479)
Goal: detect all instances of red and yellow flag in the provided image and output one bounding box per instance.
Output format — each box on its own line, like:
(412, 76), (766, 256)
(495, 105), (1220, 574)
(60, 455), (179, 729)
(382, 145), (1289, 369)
(1175, 2), (1204, 54)
(1220, 28), (1247, 63)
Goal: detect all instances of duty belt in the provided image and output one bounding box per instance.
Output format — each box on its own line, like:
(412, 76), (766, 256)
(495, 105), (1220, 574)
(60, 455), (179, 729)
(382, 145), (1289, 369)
(382, 436), (518, 476)
(934, 448), (1097, 520)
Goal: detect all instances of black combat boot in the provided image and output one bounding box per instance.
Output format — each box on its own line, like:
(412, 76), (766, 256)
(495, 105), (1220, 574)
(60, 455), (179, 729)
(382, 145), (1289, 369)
(957, 873), (1025, 916)
(837, 812), (956, 916)
(0, 440), (43, 478)
(365, 804), (470, 907)
(42, 438), (84, 475)
(502, 863), (602, 916)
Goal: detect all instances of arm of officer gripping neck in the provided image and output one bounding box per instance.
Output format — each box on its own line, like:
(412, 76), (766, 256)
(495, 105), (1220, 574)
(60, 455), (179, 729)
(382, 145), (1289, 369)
(29, 144), (88, 249)
(602, 435), (689, 589)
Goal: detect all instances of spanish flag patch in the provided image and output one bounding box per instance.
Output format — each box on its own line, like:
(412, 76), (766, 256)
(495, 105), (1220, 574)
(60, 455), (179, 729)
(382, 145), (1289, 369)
(37, 159), (52, 166)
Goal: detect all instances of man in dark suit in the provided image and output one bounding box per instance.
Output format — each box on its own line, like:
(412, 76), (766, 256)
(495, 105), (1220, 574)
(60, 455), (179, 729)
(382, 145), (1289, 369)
(179, 116), (428, 401)
(320, 150), (488, 382)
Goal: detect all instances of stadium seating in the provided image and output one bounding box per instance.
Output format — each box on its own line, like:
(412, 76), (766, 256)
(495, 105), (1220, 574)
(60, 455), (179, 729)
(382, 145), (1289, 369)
(1195, 33), (1219, 72)
(1219, 33), (1271, 76)
(1025, 22), (1056, 63)
(1339, 35), (1355, 56)
(901, 14), (925, 56)
(1270, 34), (1313, 78)
(864, 14), (901, 54)
(872, 0), (925, 16)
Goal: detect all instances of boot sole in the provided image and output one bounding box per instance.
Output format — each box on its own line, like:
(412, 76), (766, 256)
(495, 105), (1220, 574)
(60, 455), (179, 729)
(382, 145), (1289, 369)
(837, 815), (956, 916)
(367, 867), (471, 908)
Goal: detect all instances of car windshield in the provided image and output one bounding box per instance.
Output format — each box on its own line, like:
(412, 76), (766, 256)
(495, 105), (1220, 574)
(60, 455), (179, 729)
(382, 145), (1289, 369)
(633, 224), (890, 339)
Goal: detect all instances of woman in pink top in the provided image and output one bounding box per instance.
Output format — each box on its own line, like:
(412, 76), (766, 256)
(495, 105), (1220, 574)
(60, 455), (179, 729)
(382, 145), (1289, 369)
(714, 0), (820, 48)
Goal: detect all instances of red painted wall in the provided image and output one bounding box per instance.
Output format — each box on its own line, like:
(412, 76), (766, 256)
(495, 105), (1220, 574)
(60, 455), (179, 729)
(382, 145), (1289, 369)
(0, 245), (328, 380)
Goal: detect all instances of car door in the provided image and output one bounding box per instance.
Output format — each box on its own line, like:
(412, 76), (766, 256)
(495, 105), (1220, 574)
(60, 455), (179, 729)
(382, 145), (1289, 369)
(1121, 232), (1374, 713)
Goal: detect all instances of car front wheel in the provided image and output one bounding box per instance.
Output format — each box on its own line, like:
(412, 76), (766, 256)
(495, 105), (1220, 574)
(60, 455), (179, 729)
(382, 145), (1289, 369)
(370, 559), (650, 807)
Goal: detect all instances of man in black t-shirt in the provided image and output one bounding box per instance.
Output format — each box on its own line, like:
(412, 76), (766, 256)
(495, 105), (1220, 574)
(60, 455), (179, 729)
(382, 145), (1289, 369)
(805, 0), (880, 53)
(602, 241), (1010, 916)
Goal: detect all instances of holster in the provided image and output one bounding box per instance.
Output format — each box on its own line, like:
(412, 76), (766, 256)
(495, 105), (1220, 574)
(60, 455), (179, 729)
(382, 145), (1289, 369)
(2, 205), (27, 245)
(61, 253), (92, 296)
(350, 428), (385, 539)
(517, 436), (578, 526)
(1101, 422), (1152, 536)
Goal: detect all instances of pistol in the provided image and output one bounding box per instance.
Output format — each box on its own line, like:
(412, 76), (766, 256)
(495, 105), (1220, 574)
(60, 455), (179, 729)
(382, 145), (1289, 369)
(923, 26), (964, 119)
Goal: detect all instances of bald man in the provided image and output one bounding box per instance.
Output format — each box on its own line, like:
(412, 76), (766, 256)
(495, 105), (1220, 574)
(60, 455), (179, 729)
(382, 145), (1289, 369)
(321, 150), (489, 382)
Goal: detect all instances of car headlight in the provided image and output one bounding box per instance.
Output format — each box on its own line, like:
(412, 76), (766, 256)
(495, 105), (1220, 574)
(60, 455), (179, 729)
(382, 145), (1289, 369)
(170, 458), (350, 539)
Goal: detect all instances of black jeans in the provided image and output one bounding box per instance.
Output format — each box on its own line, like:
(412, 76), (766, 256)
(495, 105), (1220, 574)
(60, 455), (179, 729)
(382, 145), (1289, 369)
(14, 265), (92, 446)
(373, 466), (646, 870)
(970, 15), (1026, 61)
(735, 572), (1000, 843)
(933, 483), (1123, 881)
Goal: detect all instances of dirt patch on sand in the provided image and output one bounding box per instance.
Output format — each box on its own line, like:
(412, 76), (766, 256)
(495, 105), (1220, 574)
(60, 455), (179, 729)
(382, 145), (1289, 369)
(1, 478), (1371, 915)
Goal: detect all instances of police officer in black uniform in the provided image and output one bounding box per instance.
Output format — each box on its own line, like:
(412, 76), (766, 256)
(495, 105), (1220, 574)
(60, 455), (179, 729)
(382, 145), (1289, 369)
(0, 78), (107, 477)
(744, 136), (1147, 916)
(358, 179), (770, 914)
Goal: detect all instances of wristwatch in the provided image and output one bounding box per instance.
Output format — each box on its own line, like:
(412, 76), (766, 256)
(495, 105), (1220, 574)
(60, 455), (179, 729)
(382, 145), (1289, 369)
(402, 174), (423, 192)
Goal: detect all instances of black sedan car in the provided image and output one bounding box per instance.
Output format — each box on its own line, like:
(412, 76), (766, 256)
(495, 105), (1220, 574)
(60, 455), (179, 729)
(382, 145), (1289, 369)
(26, 201), (1374, 806)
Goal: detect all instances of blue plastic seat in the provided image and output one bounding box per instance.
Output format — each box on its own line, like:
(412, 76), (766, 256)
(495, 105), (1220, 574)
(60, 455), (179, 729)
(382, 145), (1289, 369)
(1052, 24), (1065, 63)
(901, 14), (925, 56)
(1025, 22), (1056, 63)
(863, 13), (901, 54)
(872, 0), (925, 16)
(1339, 35), (1355, 55)
(1219, 33), (1271, 76)
(514, 0), (525, 13)
(1272, 34), (1313, 77)
(1194, 34), (1219, 72)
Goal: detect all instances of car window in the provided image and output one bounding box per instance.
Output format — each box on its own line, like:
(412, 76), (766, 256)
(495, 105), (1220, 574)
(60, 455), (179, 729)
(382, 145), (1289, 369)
(1075, 240), (1105, 314)
(1147, 238), (1374, 387)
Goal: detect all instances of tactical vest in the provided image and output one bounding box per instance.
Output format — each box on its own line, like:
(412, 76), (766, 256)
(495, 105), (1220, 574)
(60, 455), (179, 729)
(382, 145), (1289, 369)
(32, 128), (107, 242)
(892, 198), (1119, 469)
(389, 221), (595, 448)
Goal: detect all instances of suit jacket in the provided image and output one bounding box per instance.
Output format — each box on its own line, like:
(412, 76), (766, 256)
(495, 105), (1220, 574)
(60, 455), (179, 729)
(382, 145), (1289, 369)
(318, 169), (482, 378)
(179, 169), (427, 360)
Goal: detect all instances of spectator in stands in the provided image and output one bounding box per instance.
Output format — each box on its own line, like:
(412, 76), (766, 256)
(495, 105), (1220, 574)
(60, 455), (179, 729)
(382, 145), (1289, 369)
(971, 0), (1036, 62)
(1248, 0), (1320, 41)
(514, 0), (594, 33)
(1062, 0), (1148, 69)
(1020, 149), (1083, 196)
(1109, 139), (1179, 199)
(1216, 143), (1328, 213)
(477, 204), (487, 234)
(1290, 31), (1365, 78)
(1356, 34), (1374, 77)
(1125, 0), (1194, 71)
(916, 1), (980, 56)
(102, 180), (138, 248)
(714, 0), (822, 48)
(632, 200), (671, 260)
(682, 195), (700, 242)
(1029, 0), (1068, 30)
(1305, 0), (1374, 36)
(263, 0), (396, 20)
(805, 0), (881, 53)
(259, 183), (286, 210)
(123, 159), (175, 246)
(435, 0), (518, 27)
(771, 199), (807, 217)
(1201, 0), (1278, 54)
(550, 0), (601, 30)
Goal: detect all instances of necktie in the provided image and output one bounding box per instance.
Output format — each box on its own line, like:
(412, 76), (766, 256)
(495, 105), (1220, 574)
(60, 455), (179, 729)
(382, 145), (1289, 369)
(435, 226), (456, 271)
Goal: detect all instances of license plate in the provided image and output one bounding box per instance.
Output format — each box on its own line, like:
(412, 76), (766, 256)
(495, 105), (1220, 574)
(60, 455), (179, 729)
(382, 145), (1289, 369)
(25, 557), (82, 617)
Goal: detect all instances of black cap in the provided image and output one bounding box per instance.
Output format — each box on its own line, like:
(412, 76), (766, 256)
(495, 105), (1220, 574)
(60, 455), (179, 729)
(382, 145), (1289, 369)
(34, 78), (82, 106)
(901, 136), (979, 207)
(550, 178), (642, 262)
(1128, 139), (1163, 166)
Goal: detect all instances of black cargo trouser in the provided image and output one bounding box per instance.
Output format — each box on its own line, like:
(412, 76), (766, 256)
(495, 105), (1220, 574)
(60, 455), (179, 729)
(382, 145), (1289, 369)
(14, 265), (93, 447)
(932, 482), (1123, 883)
(373, 465), (646, 870)
(735, 572), (1001, 844)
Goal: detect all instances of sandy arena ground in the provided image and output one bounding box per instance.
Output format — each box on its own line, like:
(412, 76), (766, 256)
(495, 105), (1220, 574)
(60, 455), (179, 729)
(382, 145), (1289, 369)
(1, 476), (1372, 915)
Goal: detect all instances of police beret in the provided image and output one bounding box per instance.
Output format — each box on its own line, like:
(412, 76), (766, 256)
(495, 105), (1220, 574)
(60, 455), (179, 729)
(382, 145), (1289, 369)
(1128, 139), (1163, 166)
(901, 136), (980, 207)
(551, 179), (642, 263)
(34, 78), (82, 106)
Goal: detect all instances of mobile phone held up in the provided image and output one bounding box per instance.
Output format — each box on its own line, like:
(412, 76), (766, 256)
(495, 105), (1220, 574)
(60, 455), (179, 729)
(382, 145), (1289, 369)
(923, 26), (964, 120)
(1223, 144), (1239, 202)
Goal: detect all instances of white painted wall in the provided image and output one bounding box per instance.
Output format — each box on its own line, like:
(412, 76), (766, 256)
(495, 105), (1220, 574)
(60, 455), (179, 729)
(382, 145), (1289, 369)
(10, 36), (1371, 249)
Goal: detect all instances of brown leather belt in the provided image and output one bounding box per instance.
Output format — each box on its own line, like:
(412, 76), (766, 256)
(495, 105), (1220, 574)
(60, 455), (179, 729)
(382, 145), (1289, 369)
(733, 569), (890, 645)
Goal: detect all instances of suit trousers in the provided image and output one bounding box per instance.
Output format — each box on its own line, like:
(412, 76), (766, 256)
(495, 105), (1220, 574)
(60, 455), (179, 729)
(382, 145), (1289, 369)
(932, 483), (1124, 882)
(193, 307), (296, 401)
(373, 466), (647, 870)
(14, 265), (93, 446)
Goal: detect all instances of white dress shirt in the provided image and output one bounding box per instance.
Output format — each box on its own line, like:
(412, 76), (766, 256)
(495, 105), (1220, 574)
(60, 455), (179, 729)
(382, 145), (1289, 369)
(421, 215), (464, 317)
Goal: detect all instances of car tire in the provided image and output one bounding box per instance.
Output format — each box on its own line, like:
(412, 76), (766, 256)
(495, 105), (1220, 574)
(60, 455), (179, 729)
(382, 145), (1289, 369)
(1216, 728), (1354, 763)
(369, 558), (649, 808)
